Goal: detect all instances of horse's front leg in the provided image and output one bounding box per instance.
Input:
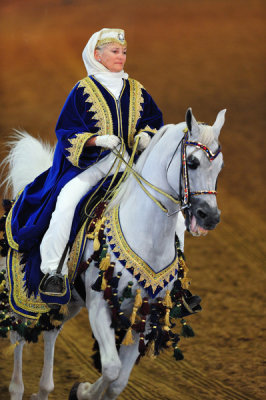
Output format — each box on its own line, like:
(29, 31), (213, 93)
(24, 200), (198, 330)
(31, 303), (82, 400)
(74, 279), (121, 400)
(30, 329), (60, 400)
(102, 340), (140, 400)
(9, 331), (25, 400)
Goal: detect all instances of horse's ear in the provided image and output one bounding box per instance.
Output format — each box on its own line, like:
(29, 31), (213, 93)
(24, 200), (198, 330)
(213, 109), (226, 139)
(185, 107), (200, 137)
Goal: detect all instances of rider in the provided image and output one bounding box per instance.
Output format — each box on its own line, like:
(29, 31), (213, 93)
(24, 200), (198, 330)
(8, 28), (163, 301)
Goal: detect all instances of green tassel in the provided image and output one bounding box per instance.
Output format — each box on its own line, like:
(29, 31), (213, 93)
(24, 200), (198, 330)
(99, 245), (108, 261)
(181, 319), (195, 338)
(170, 303), (182, 318)
(122, 281), (133, 298)
(173, 346), (184, 360)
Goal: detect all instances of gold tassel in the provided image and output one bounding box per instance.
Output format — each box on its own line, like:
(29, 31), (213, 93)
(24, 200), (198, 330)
(122, 327), (134, 345)
(163, 290), (173, 309)
(164, 308), (170, 328)
(181, 277), (191, 289)
(134, 289), (142, 308)
(3, 341), (20, 357)
(146, 340), (156, 359)
(122, 289), (142, 346)
(50, 318), (63, 328)
(101, 276), (107, 291)
(60, 304), (69, 315)
(0, 280), (6, 293)
(99, 254), (111, 271)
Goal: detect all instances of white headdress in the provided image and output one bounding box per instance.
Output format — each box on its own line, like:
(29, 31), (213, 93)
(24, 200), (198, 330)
(82, 28), (128, 80)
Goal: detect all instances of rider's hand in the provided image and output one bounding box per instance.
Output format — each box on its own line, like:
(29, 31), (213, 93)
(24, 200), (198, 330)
(135, 132), (151, 151)
(95, 135), (121, 150)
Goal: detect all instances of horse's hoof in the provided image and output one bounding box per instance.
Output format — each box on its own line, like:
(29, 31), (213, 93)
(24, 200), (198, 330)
(69, 382), (80, 400)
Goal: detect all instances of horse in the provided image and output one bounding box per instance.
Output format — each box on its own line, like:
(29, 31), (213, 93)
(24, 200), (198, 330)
(2, 107), (226, 400)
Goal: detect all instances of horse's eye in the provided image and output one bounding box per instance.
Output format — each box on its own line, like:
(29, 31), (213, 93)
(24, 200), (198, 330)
(187, 155), (200, 170)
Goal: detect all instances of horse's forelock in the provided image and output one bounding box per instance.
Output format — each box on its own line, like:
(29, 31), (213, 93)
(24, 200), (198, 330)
(198, 125), (216, 147)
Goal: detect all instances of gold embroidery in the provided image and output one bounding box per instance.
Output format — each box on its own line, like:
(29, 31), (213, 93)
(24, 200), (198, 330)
(5, 191), (23, 251)
(68, 220), (88, 282)
(66, 132), (95, 167)
(78, 77), (113, 135)
(7, 249), (50, 319)
(105, 206), (179, 295)
(128, 79), (144, 148)
(138, 125), (158, 136)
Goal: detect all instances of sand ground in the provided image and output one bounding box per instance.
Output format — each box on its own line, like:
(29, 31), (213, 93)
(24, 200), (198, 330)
(0, 0), (265, 399)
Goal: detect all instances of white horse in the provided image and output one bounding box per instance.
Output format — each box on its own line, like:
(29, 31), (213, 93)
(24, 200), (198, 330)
(3, 108), (226, 400)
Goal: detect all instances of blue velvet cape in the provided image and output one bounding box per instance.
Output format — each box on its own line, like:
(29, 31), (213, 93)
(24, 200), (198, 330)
(6, 76), (163, 296)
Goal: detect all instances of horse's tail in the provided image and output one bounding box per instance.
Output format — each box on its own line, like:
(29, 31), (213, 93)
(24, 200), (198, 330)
(1, 130), (54, 198)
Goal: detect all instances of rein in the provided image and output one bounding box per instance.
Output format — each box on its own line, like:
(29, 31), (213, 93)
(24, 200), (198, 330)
(110, 127), (221, 216)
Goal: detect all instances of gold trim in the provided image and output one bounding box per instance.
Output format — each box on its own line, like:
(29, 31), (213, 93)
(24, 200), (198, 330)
(105, 206), (179, 295)
(66, 132), (95, 167)
(7, 248), (50, 319)
(138, 125), (158, 136)
(96, 38), (127, 47)
(5, 191), (23, 251)
(78, 77), (113, 135)
(128, 79), (144, 148)
(68, 220), (88, 282)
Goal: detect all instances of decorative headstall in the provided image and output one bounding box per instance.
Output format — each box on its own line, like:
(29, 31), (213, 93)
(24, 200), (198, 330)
(181, 128), (221, 207)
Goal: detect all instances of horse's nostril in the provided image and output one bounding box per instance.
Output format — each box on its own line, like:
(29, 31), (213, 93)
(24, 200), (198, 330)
(197, 209), (207, 219)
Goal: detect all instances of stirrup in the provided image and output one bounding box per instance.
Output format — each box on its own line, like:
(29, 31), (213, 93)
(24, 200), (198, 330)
(39, 273), (70, 308)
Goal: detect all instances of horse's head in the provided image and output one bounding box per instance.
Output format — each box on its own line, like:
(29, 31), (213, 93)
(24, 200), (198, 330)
(175, 108), (225, 236)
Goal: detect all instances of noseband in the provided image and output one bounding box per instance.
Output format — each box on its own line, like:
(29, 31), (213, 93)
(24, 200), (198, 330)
(181, 128), (221, 207)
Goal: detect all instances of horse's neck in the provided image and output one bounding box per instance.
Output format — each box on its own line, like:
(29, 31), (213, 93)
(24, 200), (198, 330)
(119, 125), (184, 271)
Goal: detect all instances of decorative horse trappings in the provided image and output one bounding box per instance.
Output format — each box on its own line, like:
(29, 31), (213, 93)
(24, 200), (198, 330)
(0, 108), (226, 400)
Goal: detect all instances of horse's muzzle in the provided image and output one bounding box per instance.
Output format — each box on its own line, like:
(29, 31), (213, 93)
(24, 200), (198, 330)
(189, 197), (221, 231)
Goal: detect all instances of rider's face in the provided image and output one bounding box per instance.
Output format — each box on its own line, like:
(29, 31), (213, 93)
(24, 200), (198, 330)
(95, 44), (127, 73)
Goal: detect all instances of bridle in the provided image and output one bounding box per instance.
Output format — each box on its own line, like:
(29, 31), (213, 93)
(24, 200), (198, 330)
(181, 128), (221, 208)
(110, 127), (221, 217)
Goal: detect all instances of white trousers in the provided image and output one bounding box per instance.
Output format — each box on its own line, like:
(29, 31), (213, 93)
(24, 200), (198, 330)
(40, 152), (128, 275)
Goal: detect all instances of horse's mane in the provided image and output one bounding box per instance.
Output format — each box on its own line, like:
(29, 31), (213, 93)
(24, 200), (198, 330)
(198, 125), (216, 147)
(107, 124), (172, 211)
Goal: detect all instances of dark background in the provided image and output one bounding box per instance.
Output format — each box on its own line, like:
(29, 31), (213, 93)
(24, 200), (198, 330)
(0, 1), (265, 399)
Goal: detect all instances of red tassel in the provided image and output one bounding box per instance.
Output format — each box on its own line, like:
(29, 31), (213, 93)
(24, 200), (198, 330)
(132, 316), (146, 333)
(138, 333), (146, 356)
(139, 297), (150, 315)
(104, 262), (115, 282)
(104, 284), (112, 300)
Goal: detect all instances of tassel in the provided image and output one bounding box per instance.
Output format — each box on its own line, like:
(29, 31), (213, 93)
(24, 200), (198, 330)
(134, 289), (142, 308)
(180, 319), (195, 338)
(0, 280), (6, 293)
(110, 272), (122, 289)
(122, 281), (133, 298)
(122, 327), (134, 345)
(92, 271), (104, 292)
(164, 308), (171, 328)
(60, 304), (69, 316)
(170, 303), (182, 318)
(139, 297), (150, 315)
(99, 253), (111, 271)
(103, 284), (112, 300)
(99, 244), (108, 261)
(173, 345), (184, 361)
(181, 277), (191, 289)
(104, 262), (115, 282)
(118, 312), (131, 329)
(146, 340), (156, 359)
(163, 290), (173, 309)
(132, 316), (146, 333)
(138, 333), (146, 356)
(101, 275), (107, 291)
